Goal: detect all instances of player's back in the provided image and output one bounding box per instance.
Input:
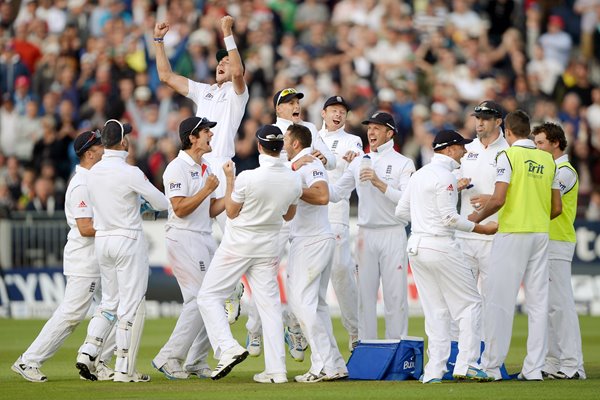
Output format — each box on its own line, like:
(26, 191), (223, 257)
(223, 157), (302, 257)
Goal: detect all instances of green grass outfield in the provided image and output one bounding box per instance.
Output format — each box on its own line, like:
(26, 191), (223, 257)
(1, 315), (599, 400)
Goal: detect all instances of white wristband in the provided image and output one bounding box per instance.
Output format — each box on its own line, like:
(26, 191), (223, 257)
(224, 35), (237, 51)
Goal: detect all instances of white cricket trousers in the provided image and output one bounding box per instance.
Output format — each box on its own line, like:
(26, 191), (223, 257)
(545, 241), (586, 378)
(198, 248), (286, 374)
(355, 225), (408, 340)
(95, 230), (149, 374)
(408, 235), (483, 381)
(482, 232), (549, 380)
(21, 275), (113, 367)
(287, 234), (346, 376)
(245, 221), (300, 335)
(153, 230), (215, 369)
(330, 223), (358, 337)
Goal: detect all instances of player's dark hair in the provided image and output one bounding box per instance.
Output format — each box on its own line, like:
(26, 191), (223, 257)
(532, 122), (568, 151)
(286, 124), (312, 149)
(181, 127), (201, 150)
(504, 110), (530, 138)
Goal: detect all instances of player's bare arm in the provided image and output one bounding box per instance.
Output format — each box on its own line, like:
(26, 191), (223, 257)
(283, 204), (297, 221)
(223, 160), (243, 218)
(154, 21), (190, 96)
(301, 181), (329, 205)
(221, 16), (246, 95)
(342, 150), (359, 163)
(75, 217), (96, 237)
(550, 188), (562, 219)
(472, 221), (499, 235)
(457, 177), (472, 191)
(470, 194), (492, 211)
(170, 174), (219, 218)
(291, 154), (317, 170)
(469, 182), (508, 223)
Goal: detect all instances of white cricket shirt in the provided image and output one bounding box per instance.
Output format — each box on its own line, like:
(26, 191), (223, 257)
(187, 80), (249, 160)
(495, 139), (560, 189)
(289, 148), (332, 238)
(455, 134), (508, 241)
(222, 154), (302, 257)
(395, 153), (476, 236)
(163, 150), (214, 234)
(88, 149), (169, 232)
(319, 125), (364, 226)
(63, 165), (97, 277)
(332, 139), (415, 228)
(275, 117), (336, 170)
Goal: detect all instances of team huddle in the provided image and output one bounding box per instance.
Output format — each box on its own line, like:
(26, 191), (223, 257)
(11, 16), (585, 384)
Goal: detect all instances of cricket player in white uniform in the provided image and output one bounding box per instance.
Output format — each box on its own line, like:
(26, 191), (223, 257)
(152, 117), (225, 380)
(78, 119), (169, 383)
(470, 110), (562, 381)
(154, 15), (247, 326)
(12, 131), (114, 383)
(330, 112), (414, 341)
(197, 124), (302, 383)
(245, 88), (336, 360)
(283, 124), (347, 383)
(396, 129), (497, 384)
(319, 95), (363, 351)
(532, 122), (586, 380)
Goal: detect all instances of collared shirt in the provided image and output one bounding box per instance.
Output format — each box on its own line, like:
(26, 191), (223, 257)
(332, 139), (415, 229)
(456, 133), (509, 241)
(319, 125), (363, 225)
(63, 165), (97, 277)
(396, 153), (476, 236)
(275, 117), (336, 170)
(289, 148), (331, 238)
(88, 149), (169, 232)
(496, 139), (560, 190)
(222, 154), (302, 257)
(187, 80), (249, 160)
(163, 150), (214, 234)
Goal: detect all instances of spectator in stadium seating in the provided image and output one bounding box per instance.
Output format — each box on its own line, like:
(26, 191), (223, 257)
(25, 176), (62, 215)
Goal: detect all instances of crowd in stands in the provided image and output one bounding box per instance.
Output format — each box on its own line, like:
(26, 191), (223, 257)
(0, 0), (599, 219)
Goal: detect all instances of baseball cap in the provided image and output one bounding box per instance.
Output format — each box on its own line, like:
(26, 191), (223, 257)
(323, 95), (350, 111)
(178, 116), (217, 139)
(471, 100), (503, 119)
(74, 129), (102, 156)
(256, 124), (284, 152)
(432, 129), (473, 151)
(548, 15), (565, 29)
(361, 111), (396, 132)
(101, 119), (132, 147)
(273, 88), (304, 108)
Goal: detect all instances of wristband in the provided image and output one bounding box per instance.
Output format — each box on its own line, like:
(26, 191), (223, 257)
(224, 35), (237, 51)
(153, 37), (164, 43)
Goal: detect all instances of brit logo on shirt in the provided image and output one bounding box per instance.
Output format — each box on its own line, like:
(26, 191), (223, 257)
(466, 152), (479, 160)
(170, 182), (182, 190)
(190, 171), (200, 180)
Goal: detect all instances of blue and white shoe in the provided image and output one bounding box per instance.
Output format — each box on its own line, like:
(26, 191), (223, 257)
(454, 367), (493, 382)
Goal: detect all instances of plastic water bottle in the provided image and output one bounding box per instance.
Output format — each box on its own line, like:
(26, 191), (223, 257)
(359, 154), (371, 186)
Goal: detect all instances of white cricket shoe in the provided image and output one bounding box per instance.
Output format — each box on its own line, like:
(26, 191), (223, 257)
(253, 371), (288, 383)
(284, 326), (306, 362)
(323, 369), (349, 381)
(225, 282), (244, 325)
(96, 361), (115, 381)
(186, 364), (212, 379)
(211, 344), (249, 380)
(294, 371), (326, 383)
(11, 357), (47, 383)
(113, 371), (151, 382)
(349, 335), (359, 352)
(152, 359), (188, 380)
(246, 332), (262, 357)
(76, 352), (97, 381)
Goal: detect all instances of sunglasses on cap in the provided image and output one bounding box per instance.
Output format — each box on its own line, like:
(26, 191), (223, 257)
(261, 133), (284, 141)
(190, 117), (212, 134)
(275, 88), (298, 107)
(104, 119), (126, 142)
(473, 105), (501, 116)
(76, 129), (101, 156)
